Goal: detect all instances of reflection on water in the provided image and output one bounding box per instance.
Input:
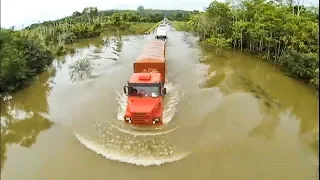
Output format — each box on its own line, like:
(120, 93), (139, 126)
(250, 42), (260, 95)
(69, 58), (93, 82)
(0, 70), (55, 171)
(202, 49), (319, 157)
(0, 113), (53, 170)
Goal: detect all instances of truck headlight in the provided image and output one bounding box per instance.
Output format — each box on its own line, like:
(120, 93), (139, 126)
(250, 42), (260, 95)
(125, 117), (132, 123)
(153, 118), (160, 124)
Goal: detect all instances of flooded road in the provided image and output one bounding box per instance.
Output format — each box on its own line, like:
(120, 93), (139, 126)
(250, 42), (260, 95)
(1, 27), (318, 180)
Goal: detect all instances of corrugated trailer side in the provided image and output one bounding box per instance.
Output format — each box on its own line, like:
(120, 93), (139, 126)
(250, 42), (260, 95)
(141, 40), (166, 56)
(133, 40), (166, 82)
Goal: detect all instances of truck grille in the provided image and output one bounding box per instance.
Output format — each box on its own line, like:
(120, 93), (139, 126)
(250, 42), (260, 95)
(132, 113), (150, 123)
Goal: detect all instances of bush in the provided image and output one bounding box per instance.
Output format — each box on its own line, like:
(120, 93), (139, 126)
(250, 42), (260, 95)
(0, 29), (54, 94)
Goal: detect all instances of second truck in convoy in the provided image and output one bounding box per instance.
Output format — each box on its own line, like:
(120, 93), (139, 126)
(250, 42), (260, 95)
(155, 24), (167, 40)
(123, 39), (167, 125)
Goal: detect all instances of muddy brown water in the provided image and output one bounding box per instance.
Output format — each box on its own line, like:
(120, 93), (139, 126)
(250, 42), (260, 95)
(1, 27), (318, 180)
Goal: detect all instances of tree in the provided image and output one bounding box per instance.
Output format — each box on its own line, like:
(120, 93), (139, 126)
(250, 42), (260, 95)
(72, 11), (81, 16)
(137, 5), (144, 12)
(185, 0), (319, 87)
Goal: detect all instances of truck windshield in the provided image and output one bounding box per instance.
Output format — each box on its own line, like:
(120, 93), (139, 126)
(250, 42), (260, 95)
(128, 84), (161, 97)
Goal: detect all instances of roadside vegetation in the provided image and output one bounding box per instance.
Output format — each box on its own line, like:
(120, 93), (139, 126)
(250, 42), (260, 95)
(172, 21), (192, 31)
(0, 6), (191, 95)
(172, 0), (319, 88)
(0, 29), (54, 94)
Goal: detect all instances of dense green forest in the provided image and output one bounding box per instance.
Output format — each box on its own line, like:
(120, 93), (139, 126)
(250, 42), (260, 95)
(0, 7), (192, 95)
(0, 1), (318, 95)
(176, 0), (319, 87)
(25, 6), (192, 30)
(20, 7), (192, 56)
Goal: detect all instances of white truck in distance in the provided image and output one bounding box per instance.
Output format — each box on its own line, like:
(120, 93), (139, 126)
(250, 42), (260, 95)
(155, 24), (167, 40)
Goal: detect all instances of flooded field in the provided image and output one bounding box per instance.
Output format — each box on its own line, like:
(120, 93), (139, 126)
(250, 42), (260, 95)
(1, 27), (318, 180)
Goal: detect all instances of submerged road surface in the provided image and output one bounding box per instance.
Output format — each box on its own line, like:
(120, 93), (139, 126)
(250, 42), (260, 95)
(1, 27), (318, 180)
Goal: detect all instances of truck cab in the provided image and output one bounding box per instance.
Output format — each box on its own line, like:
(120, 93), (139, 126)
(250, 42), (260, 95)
(123, 72), (167, 125)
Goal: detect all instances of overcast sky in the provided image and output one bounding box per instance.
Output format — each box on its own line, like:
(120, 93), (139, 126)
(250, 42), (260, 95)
(1, 0), (319, 28)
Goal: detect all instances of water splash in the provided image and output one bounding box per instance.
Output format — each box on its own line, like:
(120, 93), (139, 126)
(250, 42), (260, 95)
(162, 83), (185, 124)
(74, 123), (190, 166)
(116, 91), (127, 122)
(108, 122), (180, 136)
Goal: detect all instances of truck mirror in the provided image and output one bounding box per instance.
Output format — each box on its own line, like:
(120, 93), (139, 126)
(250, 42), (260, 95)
(162, 88), (167, 95)
(123, 86), (128, 95)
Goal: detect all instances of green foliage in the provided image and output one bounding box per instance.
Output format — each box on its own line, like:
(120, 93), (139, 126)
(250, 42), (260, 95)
(281, 50), (319, 84)
(172, 21), (192, 31)
(0, 29), (54, 94)
(204, 35), (232, 53)
(20, 7), (192, 56)
(25, 8), (192, 30)
(183, 0), (319, 87)
(130, 22), (161, 34)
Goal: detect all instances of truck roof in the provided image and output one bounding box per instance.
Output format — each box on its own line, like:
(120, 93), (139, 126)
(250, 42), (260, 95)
(135, 40), (166, 64)
(129, 73), (162, 83)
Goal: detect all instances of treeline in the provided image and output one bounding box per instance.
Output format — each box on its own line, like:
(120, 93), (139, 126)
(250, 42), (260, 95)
(184, 0), (319, 87)
(19, 6), (193, 56)
(26, 6), (192, 30)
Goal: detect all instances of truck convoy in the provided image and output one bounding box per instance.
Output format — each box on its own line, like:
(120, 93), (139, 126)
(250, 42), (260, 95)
(123, 39), (167, 125)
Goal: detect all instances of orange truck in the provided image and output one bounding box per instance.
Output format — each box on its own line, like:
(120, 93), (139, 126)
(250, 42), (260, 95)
(123, 40), (167, 125)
